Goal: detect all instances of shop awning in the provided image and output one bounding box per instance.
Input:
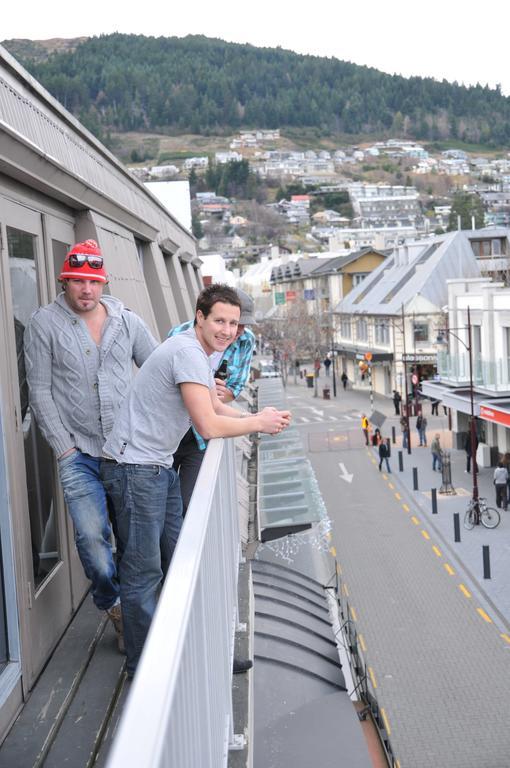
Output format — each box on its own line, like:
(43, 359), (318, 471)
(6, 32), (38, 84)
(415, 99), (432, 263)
(479, 400), (510, 427)
(421, 381), (503, 416)
(334, 345), (393, 363)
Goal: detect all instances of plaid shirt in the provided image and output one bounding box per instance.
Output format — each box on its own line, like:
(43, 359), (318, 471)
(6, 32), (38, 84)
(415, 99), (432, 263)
(168, 320), (255, 450)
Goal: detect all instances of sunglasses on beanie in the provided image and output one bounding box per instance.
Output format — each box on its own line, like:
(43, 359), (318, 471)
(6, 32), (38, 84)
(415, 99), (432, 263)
(68, 253), (104, 269)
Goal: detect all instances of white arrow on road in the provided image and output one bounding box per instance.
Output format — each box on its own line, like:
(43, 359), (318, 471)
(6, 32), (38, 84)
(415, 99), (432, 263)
(338, 462), (353, 483)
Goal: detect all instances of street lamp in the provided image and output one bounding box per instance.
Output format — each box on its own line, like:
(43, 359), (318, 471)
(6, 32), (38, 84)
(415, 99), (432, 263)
(390, 305), (412, 455)
(436, 306), (479, 518)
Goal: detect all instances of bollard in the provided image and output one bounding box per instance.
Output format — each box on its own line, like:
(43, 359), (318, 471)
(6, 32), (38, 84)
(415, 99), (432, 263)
(413, 467), (419, 491)
(483, 545), (491, 579)
(391, 426), (396, 444)
(398, 451), (403, 472)
(454, 512), (461, 542)
(431, 488), (437, 514)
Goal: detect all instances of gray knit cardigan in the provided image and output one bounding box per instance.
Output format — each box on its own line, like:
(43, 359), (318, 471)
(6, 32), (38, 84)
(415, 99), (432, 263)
(24, 293), (158, 458)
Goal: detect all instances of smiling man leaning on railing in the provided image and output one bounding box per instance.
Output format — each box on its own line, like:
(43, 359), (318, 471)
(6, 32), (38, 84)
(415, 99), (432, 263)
(101, 284), (291, 679)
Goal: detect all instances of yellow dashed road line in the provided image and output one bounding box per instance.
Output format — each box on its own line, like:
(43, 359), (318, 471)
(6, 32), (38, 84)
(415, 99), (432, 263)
(421, 530), (430, 540)
(432, 545), (442, 557)
(444, 563), (455, 575)
(329, 546), (337, 558)
(477, 608), (493, 624)
(368, 666), (378, 689)
(459, 584), (472, 598)
(500, 634), (510, 645)
(342, 582), (349, 597)
(359, 633), (367, 652)
(395, 492), (401, 500)
(388, 482), (395, 490)
(380, 707), (392, 735)
(350, 606), (358, 621)
(402, 504), (410, 512)
(411, 516), (419, 525)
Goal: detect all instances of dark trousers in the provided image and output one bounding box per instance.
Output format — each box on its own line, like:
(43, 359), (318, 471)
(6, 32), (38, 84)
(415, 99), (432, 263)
(496, 484), (508, 510)
(466, 453), (477, 473)
(172, 427), (206, 514)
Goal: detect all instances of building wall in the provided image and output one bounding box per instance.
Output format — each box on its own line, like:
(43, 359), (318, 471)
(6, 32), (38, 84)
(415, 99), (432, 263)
(0, 46), (201, 741)
(341, 252), (386, 295)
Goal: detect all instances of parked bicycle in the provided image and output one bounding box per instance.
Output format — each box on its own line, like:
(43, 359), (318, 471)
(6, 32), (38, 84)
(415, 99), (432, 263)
(464, 496), (500, 530)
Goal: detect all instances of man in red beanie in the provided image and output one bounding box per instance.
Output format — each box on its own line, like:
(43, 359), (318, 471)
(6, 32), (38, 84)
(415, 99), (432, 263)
(24, 239), (158, 652)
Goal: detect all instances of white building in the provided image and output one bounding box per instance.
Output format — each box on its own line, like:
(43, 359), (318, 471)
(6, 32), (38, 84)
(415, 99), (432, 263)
(334, 232), (481, 396)
(422, 277), (510, 457)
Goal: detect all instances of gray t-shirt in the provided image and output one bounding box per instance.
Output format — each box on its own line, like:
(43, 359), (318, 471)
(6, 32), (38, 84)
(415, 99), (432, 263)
(103, 327), (214, 467)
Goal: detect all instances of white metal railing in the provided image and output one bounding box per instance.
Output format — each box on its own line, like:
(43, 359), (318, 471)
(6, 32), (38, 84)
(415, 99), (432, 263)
(106, 438), (242, 768)
(437, 351), (510, 390)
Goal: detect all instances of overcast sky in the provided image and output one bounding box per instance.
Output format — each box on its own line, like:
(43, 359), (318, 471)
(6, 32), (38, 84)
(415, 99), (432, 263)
(3, 0), (509, 95)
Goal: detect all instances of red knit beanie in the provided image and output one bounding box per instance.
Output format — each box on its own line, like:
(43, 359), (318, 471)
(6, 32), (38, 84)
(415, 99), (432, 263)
(59, 239), (108, 283)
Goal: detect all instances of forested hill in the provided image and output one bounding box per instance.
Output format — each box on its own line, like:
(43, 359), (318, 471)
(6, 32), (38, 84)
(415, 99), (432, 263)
(3, 33), (510, 145)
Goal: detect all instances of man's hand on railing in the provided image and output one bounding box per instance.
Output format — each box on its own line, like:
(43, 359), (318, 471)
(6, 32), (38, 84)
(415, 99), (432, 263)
(257, 407), (292, 435)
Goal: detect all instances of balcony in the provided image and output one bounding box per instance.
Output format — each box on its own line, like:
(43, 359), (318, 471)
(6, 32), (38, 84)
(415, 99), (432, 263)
(437, 351), (510, 393)
(0, 382), (387, 768)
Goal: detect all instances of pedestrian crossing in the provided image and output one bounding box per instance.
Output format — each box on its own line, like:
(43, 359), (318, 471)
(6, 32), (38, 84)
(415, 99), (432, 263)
(292, 411), (362, 426)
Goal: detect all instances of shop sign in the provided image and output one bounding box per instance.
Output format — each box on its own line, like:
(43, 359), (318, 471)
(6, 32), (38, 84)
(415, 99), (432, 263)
(401, 354), (437, 362)
(286, 290), (297, 301)
(304, 289), (315, 300)
(275, 292), (286, 305)
(480, 405), (510, 427)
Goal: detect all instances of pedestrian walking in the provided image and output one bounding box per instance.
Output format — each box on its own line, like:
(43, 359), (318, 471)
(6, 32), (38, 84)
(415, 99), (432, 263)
(371, 428), (382, 447)
(392, 389), (402, 415)
(416, 414), (427, 446)
(431, 433), (442, 471)
(323, 357), (332, 376)
(24, 239), (159, 654)
(400, 416), (409, 449)
(494, 462), (508, 511)
(502, 453), (510, 503)
(378, 439), (391, 473)
(341, 371), (348, 390)
(464, 428), (478, 473)
(431, 398), (440, 415)
(361, 414), (370, 446)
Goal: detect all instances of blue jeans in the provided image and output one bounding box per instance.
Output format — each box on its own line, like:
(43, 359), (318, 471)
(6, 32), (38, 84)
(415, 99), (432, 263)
(418, 428), (427, 446)
(100, 461), (183, 676)
(58, 451), (119, 611)
(432, 453), (442, 471)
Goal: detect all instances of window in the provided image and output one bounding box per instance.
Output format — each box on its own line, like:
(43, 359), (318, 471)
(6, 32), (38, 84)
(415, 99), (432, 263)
(341, 318), (351, 339)
(375, 319), (390, 345)
(8, 227), (60, 588)
(413, 322), (429, 343)
(353, 273), (367, 286)
(472, 325), (481, 359)
(356, 318), (368, 341)
(505, 328), (510, 381)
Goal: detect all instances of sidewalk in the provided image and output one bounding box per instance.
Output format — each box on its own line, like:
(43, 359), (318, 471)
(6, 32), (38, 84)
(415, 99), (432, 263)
(285, 370), (510, 629)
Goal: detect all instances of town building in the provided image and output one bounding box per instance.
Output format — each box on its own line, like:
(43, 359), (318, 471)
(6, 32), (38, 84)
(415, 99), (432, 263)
(333, 232), (482, 396)
(422, 276), (510, 459)
(269, 248), (387, 320)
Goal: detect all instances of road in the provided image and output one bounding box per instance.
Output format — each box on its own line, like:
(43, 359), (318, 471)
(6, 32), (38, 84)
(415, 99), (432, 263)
(285, 380), (510, 768)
